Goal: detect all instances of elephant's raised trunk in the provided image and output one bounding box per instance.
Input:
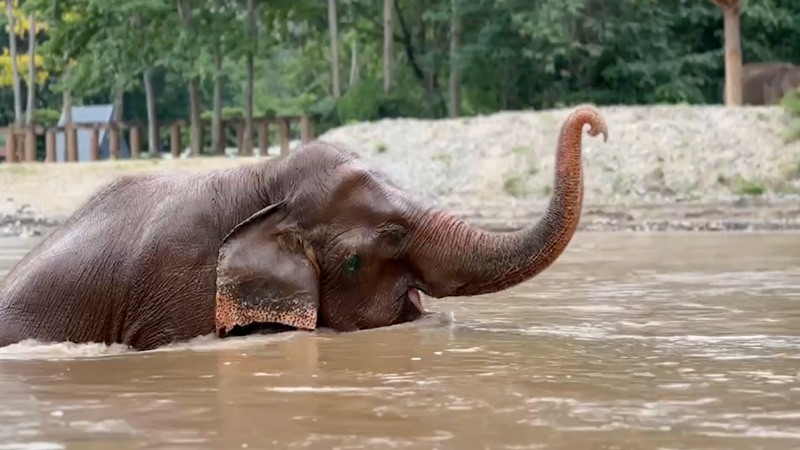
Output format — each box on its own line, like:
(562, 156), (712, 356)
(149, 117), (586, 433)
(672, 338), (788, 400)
(411, 106), (608, 298)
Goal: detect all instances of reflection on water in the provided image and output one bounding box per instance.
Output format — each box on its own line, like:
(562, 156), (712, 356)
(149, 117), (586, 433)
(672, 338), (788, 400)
(1, 233), (799, 449)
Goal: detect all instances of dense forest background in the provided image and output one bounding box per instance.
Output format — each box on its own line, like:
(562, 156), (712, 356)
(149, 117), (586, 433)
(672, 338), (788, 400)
(1, 0), (800, 153)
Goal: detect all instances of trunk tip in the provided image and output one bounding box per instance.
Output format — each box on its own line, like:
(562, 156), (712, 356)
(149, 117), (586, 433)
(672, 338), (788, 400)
(569, 104), (609, 143)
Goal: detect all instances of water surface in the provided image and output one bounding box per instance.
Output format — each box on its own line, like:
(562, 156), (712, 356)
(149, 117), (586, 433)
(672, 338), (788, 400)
(1, 233), (799, 449)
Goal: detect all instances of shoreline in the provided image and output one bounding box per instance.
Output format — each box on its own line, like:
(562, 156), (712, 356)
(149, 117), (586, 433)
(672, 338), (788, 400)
(3, 199), (799, 239)
(2, 104), (800, 238)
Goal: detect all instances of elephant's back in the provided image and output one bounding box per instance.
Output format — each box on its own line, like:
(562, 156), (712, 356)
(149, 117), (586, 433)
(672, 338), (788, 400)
(0, 173), (215, 347)
(0, 169), (270, 349)
(0, 174), (171, 346)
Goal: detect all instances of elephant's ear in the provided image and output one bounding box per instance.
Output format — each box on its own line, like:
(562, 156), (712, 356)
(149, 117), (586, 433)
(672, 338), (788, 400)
(215, 200), (320, 337)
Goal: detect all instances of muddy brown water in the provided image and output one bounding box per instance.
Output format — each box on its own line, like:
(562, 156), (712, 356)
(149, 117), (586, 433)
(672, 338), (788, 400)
(0, 233), (799, 450)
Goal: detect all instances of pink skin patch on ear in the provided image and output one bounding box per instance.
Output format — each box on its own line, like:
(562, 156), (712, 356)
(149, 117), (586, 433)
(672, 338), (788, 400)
(215, 292), (317, 336)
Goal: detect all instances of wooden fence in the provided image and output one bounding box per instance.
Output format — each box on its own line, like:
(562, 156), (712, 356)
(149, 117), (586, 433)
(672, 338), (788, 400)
(1, 115), (313, 163)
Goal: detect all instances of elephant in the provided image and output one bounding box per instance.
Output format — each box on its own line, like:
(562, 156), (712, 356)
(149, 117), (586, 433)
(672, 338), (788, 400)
(0, 106), (608, 351)
(733, 62), (800, 105)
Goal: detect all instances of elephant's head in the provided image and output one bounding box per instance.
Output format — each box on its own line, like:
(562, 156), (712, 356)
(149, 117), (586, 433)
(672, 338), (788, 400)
(214, 106), (608, 337)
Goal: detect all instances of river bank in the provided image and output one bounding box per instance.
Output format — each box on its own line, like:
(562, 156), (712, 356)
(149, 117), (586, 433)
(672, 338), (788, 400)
(2, 104), (799, 237)
(5, 197), (798, 238)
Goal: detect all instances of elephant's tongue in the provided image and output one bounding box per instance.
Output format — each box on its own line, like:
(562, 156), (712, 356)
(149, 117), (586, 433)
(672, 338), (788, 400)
(408, 288), (426, 313)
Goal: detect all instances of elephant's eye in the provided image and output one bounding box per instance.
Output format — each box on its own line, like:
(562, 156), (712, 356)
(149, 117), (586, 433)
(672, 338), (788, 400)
(345, 254), (361, 275)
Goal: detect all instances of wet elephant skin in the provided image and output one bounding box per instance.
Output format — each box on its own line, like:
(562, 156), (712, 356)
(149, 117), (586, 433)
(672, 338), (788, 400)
(0, 107), (608, 351)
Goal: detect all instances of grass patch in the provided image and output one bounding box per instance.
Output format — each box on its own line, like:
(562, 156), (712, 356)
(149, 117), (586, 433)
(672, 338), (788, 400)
(780, 89), (800, 143)
(778, 160), (800, 181)
(374, 142), (389, 153)
(433, 153), (452, 166)
(510, 145), (532, 155)
(0, 164), (40, 175)
(539, 113), (558, 127)
(503, 173), (527, 198)
(611, 174), (626, 193)
(735, 180), (765, 196)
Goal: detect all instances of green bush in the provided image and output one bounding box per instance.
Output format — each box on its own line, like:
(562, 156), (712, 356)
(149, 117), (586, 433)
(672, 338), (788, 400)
(334, 81), (421, 125)
(335, 82), (383, 123)
(780, 88), (800, 142)
(34, 108), (61, 127)
(201, 107), (246, 122)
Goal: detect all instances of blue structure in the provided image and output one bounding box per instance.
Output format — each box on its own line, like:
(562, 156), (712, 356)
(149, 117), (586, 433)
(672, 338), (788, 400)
(55, 104), (131, 162)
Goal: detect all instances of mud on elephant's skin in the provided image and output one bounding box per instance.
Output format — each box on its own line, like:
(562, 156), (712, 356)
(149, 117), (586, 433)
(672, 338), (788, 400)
(0, 106), (608, 351)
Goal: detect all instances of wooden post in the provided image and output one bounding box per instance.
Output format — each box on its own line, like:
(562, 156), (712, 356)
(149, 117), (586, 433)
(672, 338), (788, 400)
(89, 128), (100, 161)
(16, 131), (24, 161)
(24, 128), (36, 162)
(170, 123), (181, 158)
(218, 120), (227, 154)
(5, 128), (17, 163)
(300, 115), (312, 144)
(109, 125), (120, 160)
(130, 126), (141, 159)
(279, 118), (290, 156)
(258, 120), (269, 156)
(45, 130), (55, 162)
(66, 125), (78, 162)
(236, 122), (244, 155)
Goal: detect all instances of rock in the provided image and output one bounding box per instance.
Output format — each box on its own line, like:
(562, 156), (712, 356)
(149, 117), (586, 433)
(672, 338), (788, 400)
(0, 199), (62, 239)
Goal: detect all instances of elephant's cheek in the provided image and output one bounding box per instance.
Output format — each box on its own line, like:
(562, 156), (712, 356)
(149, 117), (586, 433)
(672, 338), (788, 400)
(214, 287), (318, 337)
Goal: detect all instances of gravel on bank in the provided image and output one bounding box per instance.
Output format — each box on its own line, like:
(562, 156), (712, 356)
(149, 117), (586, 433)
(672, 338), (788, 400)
(2, 104), (800, 238)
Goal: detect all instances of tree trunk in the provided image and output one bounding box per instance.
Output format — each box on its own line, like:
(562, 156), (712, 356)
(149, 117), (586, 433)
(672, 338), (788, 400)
(349, 39), (359, 86)
(447, 0), (461, 117)
(143, 69), (159, 154)
(243, 0), (256, 156)
(188, 78), (202, 156)
(212, 49), (223, 154)
(25, 11), (36, 126)
(113, 74), (124, 122)
(383, 0), (393, 93)
(722, 4), (742, 106)
(5, 0), (23, 125)
(52, 0), (73, 156)
(327, 0), (341, 99)
(211, 0), (223, 155)
(179, 0), (203, 156)
(61, 69), (72, 125)
(62, 66), (73, 161)
(424, 24), (445, 117)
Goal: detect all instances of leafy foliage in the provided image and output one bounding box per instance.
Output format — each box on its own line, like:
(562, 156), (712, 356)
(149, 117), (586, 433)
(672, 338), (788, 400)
(0, 48), (47, 87)
(780, 88), (800, 142)
(1, 0), (800, 134)
(33, 107), (59, 126)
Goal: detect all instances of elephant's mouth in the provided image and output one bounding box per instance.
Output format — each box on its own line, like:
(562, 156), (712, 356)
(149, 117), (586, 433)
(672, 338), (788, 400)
(406, 288), (429, 314)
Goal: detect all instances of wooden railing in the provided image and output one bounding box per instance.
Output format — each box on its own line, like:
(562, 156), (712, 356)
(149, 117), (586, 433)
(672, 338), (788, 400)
(1, 114), (314, 163)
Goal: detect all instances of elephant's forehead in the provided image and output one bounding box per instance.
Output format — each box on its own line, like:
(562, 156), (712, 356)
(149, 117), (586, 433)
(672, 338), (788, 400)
(329, 162), (414, 218)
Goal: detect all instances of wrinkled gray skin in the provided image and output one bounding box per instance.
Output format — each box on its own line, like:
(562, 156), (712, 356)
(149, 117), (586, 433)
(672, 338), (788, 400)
(0, 109), (607, 351)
